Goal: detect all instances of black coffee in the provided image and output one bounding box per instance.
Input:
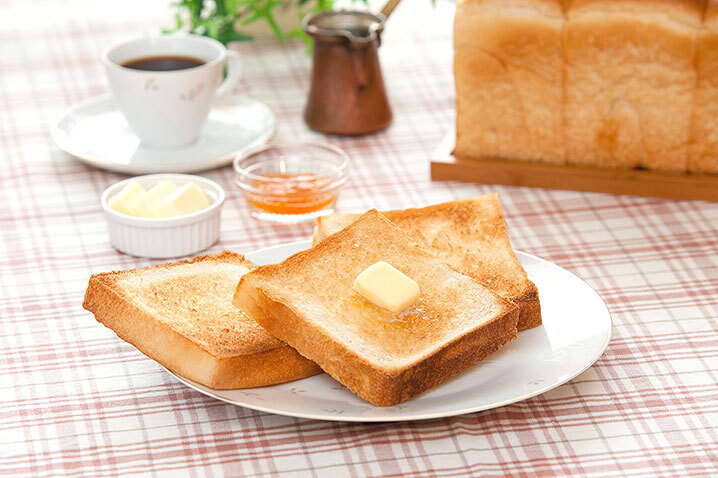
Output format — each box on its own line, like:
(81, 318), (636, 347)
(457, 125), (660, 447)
(121, 55), (205, 71)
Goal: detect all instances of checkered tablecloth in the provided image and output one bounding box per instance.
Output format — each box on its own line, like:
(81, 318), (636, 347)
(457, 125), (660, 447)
(2, 0), (717, 476)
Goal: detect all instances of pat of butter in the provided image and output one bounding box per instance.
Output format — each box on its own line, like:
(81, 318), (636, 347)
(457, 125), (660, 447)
(131, 180), (177, 217)
(353, 261), (420, 313)
(155, 183), (210, 217)
(109, 181), (146, 216)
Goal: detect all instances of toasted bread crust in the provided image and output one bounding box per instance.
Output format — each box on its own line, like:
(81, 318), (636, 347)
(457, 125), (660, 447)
(313, 195), (541, 330)
(236, 211), (519, 406)
(514, 290), (542, 330)
(83, 252), (321, 389)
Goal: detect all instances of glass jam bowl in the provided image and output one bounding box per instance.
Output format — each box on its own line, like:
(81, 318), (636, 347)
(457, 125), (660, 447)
(233, 142), (349, 224)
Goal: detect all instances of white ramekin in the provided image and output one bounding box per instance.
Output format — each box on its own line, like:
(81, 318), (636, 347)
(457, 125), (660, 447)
(101, 174), (225, 258)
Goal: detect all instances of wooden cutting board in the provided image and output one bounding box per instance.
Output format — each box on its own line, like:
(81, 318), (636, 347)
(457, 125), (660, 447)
(430, 130), (718, 202)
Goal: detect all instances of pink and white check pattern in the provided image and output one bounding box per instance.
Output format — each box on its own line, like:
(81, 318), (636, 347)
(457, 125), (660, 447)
(1, 0), (717, 476)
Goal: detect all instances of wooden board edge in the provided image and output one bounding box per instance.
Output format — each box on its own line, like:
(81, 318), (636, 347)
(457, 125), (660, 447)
(430, 131), (718, 202)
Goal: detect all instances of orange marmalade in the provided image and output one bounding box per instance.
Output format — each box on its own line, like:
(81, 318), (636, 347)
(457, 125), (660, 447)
(248, 173), (337, 215)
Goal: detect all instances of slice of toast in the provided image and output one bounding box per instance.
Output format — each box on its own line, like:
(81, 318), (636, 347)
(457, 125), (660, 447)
(312, 194), (541, 330)
(234, 210), (519, 407)
(83, 251), (321, 389)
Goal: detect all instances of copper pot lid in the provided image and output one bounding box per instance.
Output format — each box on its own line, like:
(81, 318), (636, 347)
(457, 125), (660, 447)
(302, 10), (386, 45)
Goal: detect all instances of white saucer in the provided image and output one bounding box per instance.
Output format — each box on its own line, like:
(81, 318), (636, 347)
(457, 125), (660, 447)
(168, 240), (612, 422)
(51, 94), (276, 174)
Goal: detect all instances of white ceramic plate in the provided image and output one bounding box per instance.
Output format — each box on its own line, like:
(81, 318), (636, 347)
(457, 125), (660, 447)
(169, 240), (611, 422)
(51, 94), (276, 174)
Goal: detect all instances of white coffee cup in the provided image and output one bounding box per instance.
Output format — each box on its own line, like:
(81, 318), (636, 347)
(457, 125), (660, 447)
(102, 34), (241, 148)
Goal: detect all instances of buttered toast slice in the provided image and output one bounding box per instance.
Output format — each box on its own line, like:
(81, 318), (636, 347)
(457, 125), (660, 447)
(234, 210), (519, 407)
(83, 252), (321, 389)
(312, 194), (541, 330)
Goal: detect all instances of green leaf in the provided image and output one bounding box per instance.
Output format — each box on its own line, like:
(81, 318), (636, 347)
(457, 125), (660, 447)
(288, 26), (313, 52)
(220, 26), (255, 43)
(240, 0), (285, 41)
(168, 0), (352, 45)
(205, 19), (220, 39)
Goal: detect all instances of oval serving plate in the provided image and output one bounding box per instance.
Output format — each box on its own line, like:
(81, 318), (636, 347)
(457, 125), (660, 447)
(168, 240), (611, 422)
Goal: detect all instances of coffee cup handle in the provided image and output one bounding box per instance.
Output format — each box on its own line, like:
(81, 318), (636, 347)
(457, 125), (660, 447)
(215, 50), (242, 100)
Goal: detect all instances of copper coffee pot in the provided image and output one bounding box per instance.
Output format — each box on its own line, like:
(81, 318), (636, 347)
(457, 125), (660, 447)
(302, 10), (392, 136)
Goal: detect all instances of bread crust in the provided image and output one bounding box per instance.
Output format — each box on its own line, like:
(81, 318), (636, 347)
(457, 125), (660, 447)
(313, 195), (541, 331)
(235, 210), (519, 406)
(564, 0), (702, 172)
(454, 0), (565, 164)
(689, 0), (718, 173)
(455, 0), (717, 174)
(83, 252), (321, 389)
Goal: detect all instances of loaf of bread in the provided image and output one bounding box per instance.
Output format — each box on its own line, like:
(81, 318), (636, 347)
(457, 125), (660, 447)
(454, 0), (718, 174)
(454, 0), (565, 164)
(690, 1), (718, 173)
(565, 0), (700, 172)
